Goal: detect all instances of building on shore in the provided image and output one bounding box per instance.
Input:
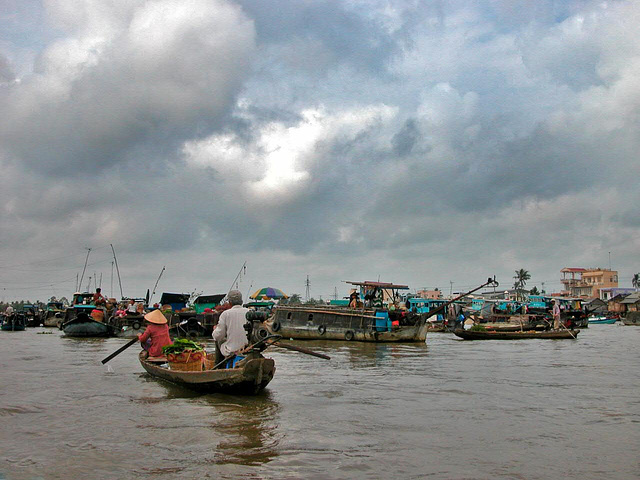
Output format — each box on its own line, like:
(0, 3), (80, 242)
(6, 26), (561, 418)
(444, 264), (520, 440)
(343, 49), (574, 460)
(416, 289), (443, 300)
(560, 267), (618, 299)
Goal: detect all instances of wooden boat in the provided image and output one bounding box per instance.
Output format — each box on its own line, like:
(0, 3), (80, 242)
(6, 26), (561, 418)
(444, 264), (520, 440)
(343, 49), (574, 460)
(42, 302), (66, 327)
(269, 281), (429, 343)
(622, 312), (640, 326)
(1, 313), (27, 331)
(269, 305), (429, 342)
(62, 309), (117, 337)
(112, 313), (146, 338)
(138, 350), (275, 395)
(453, 328), (579, 340)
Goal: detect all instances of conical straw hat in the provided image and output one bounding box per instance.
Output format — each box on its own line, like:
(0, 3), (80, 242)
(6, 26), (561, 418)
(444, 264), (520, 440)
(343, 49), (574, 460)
(144, 309), (167, 325)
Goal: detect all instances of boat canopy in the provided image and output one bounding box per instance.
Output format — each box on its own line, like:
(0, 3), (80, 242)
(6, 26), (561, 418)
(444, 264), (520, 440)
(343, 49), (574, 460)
(345, 281), (409, 290)
(194, 294), (226, 305)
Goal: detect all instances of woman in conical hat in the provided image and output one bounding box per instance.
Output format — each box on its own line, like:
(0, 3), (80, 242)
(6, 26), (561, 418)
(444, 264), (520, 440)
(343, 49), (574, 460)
(138, 309), (172, 357)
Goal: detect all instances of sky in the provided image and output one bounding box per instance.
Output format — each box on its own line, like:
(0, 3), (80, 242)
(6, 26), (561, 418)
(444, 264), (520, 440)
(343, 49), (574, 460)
(1, 0), (639, 303)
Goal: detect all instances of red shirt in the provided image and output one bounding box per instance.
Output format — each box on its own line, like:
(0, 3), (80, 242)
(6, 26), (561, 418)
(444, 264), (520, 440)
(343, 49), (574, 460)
(138, 323), (172, 357)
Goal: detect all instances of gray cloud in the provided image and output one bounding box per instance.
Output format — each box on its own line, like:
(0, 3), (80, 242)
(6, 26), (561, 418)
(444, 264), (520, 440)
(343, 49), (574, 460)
(1, 0), (640, 301)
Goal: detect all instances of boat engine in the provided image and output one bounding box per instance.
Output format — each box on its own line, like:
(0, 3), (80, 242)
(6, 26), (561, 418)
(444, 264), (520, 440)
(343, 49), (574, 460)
(244, 310), (272, 348)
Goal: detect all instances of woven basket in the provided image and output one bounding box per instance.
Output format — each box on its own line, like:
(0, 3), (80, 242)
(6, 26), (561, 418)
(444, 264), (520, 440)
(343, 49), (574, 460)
(203, 353), (216, 371)
(169, 360), (202, 371)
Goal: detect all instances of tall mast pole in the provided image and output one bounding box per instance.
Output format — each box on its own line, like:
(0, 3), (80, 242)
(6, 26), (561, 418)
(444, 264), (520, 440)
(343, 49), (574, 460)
(79, 248), (91, 291)
(110, 244), (124, 298)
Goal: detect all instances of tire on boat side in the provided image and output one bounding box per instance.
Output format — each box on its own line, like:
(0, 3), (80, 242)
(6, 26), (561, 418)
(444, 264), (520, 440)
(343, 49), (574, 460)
(132, 321), (141, 330)
(317, 325), (326, 335)
(345, 330), (354, 341)
(271, 320), (281, 332)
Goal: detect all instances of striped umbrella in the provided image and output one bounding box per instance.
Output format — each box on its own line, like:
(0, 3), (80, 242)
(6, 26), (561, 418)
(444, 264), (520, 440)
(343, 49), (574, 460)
(249, 287), (288, 300)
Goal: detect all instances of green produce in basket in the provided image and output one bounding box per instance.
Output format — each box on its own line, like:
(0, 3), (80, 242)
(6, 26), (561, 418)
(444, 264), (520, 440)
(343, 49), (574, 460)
(162, 338), (205, 355)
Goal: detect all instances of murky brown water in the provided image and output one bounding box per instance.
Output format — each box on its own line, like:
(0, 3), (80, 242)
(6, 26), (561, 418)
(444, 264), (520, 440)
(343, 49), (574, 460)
(1, 325), (639, 479)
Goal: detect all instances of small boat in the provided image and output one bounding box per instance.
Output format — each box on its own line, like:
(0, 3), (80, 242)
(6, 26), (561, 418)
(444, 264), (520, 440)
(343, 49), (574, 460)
(42, 302), (66, 327)
(453, 328), (579, 340)
(112, 313), (147, 338)
(62, 310), (117, 337)
(622, 312), (640, 326)
(588, 315), (618, 324)
(1, 313), (27, 331)
(138, 350), (275, 395)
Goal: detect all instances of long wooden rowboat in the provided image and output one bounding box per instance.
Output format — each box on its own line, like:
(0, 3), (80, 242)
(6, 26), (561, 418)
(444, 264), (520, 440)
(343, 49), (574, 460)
(453, 329), (579, 340)
(138, 351), (275, 395)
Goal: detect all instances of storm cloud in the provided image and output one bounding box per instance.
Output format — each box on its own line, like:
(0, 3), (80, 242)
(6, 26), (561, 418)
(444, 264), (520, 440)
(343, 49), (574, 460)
(1, 0), (639, 301)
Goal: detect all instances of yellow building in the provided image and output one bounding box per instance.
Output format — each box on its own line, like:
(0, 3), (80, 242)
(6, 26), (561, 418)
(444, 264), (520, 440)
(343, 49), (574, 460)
(561, 268), (618, 298)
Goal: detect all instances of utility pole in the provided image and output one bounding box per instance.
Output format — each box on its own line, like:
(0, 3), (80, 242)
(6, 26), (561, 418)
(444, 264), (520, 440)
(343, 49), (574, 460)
(333, 287), (338, 300)
(305, 275), (310, 303)
(449, 281), (453, 297)
(608, 251), (611, 270)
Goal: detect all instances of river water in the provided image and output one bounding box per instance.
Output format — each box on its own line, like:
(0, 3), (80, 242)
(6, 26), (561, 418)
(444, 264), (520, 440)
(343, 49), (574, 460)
(1, 325), (638, 480)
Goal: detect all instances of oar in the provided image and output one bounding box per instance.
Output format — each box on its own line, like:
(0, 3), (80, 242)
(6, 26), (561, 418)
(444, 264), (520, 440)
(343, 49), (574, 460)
(541, 316), (576, 339)
(101, 337), (139, 364)
(267, 341), (330, 360)
(212, 336), (330, 369)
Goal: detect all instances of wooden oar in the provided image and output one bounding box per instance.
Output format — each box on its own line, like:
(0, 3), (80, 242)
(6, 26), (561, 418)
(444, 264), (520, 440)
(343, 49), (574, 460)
(101, 337), (139, 364)
(541, 316), (576, 339)
(268, 341), (330, 360)
(212, 336), (330, 369)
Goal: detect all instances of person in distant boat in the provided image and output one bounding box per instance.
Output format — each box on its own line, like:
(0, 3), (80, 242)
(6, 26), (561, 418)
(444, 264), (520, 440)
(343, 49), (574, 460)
(349, 291), (359, 308)
(5, 305), (14, 316)
(212, 290), (249, 363)
(92, 288), (105, 305)
(552, 300), (561, 330)
(138, 309), (172, 358)
(127, 299), (138, 315)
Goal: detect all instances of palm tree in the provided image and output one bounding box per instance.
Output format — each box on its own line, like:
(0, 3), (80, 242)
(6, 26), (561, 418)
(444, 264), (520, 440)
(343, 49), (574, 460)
(632, 273), (640, 290)
(513, 269), (531, 301)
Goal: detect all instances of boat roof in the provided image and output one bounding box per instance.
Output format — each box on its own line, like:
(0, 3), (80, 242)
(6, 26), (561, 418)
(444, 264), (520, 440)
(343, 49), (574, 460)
(345, 281), (409, 290)
(194, 294), (226, 305)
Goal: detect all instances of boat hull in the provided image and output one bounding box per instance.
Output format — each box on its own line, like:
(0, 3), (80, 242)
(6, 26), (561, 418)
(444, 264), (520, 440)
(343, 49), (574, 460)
(454, 329), (579, 340)
(43, 312), (65, 327)
(139, 352), (275, 395)
(1, 323), (26, 331)
(63, 319), (116, 337)
(269, 306), (428, 342)
(588, 318), (617, 324)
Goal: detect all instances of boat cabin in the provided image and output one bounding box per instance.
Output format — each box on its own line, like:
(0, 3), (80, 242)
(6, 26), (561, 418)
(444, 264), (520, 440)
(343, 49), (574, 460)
(345, 280), (409, 308)
(159, 292), (190, 312)
(72, 292), (96, 306)
(406, 298), (447, 320)
(193, 294), (226, 314)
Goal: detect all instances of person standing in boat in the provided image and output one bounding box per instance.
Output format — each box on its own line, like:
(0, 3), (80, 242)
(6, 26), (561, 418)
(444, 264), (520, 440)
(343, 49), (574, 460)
(138, 309), (172, 357)
(212, 290), (249, 363)
(552, 300), (561, 330)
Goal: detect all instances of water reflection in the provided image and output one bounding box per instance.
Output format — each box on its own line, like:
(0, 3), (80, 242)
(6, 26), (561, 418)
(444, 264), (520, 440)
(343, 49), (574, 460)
(139, 375), (282, 467)
(206, 393), (281, 466)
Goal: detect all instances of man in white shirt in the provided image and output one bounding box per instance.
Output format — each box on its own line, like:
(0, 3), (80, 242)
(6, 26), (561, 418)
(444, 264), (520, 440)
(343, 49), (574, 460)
(552, 300), (561, 330)
(212, 290), (249, 361)
(5, 305), (14, 315)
